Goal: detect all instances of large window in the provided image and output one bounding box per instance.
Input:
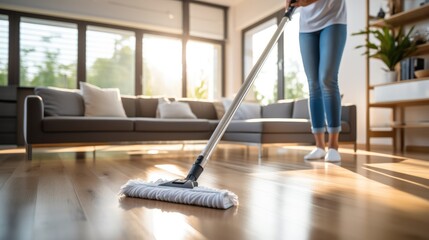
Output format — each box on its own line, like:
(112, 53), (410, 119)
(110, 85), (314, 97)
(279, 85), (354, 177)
(20, 18), (77, 88)
(86, 26), (135, 95)
(2, 3), (227, 98)
(142, 34), (182, 97)
(0, 15), (8, 86)
(244, 18), (279, 105)
(283, 12), (307, 99)
(186, 40), (222, 99)
(243, 11), (307, 104)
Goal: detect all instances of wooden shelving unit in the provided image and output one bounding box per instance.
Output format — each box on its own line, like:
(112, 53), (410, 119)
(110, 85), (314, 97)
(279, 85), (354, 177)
(370, 4), (429, 27)
(365, 1), (429, 152)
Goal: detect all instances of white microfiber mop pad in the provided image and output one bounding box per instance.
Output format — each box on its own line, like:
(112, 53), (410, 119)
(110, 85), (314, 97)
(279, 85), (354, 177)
(119, 179), (239, 209)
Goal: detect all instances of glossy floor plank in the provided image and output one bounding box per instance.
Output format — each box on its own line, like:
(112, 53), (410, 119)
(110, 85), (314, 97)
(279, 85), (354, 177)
(0, 144), (428, 240)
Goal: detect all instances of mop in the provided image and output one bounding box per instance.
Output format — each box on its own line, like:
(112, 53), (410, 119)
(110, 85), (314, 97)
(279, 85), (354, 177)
(119, 3), (297, 209)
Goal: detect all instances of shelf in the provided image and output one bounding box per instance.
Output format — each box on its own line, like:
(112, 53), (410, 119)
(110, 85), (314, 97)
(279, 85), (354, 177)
(371, 79), (429, 105)
(414, 43), (429, 56)
(370, 99), (429, 107)
(370, 76), (429, 88)
(368, 129), (395, 138)
(370, 4), (429, 27)
(392, 122), (429, 128)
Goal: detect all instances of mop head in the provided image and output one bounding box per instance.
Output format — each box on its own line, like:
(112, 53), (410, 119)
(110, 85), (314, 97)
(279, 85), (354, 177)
(119, 179), (238, 209)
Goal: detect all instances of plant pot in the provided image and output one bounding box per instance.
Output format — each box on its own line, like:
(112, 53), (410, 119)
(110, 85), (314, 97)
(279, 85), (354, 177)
(384, 71), (397, 82)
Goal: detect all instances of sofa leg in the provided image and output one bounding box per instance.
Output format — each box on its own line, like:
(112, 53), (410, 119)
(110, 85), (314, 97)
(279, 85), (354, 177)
(258, 144), (263, 160)
(354, 143), (357, 153)
(26, 144), (32, 161)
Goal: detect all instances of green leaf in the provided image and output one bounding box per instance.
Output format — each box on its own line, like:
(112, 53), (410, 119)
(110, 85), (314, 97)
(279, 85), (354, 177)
(351, 26), (417, 71)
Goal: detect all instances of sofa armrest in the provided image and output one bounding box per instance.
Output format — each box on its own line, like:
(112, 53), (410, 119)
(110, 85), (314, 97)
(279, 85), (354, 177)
(24, 95), (44, 144)
(341, 104), (357, 141)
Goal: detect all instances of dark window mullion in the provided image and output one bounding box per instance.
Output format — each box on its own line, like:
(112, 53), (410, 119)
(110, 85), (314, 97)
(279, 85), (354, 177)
(77, 23), (86, 88)
(8, 14), (19, 86)
(182, 0), (190, 98)
(135, 31), (143, 96)
(277, 11), (285, 100)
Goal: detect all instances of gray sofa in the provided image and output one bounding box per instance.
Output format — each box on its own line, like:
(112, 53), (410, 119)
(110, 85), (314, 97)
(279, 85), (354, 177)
(24, 87), (356, 160)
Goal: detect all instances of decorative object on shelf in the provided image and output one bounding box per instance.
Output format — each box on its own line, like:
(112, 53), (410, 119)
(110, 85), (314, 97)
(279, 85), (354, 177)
(411, 30), (428, 45)
(415, 69), (429, 78)
(387, 0), (402, 16)
(401, 57), (425, 80)
(384, 70), (397, 82)
(377, 7), (386, 19)
(353, 26), (418, 81)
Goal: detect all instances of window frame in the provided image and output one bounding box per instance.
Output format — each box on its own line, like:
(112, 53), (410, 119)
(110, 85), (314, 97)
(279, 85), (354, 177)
(241, 10), (285, 102)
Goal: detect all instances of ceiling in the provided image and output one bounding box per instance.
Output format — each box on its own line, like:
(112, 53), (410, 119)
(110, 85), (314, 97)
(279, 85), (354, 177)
(196, 0), (244, 7)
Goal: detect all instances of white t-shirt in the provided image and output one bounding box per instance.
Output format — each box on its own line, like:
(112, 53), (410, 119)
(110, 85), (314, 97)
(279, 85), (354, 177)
(299, 0), (347, 33)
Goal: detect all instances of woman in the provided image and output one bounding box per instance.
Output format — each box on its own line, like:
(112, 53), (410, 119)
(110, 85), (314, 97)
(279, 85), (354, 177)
(286, 0), (347, 162)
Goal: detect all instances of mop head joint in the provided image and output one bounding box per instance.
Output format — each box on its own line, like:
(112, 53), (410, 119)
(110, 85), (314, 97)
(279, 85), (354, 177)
(159, 179), (198, 188)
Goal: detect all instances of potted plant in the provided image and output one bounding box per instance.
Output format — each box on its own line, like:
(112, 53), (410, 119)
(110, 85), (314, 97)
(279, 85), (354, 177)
(353, 26), (417, 82)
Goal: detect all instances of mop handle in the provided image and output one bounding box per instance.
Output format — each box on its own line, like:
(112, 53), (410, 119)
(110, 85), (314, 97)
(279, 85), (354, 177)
(185, 4), (297, 182)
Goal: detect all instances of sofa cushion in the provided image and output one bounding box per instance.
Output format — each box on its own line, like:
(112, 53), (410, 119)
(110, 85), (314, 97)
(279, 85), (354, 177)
(42, 117), (134, 132)
(156, 98), (197, 119)
(258, 118), (312, 133)
(134, 118), (210, 132)
(136, 97), (161, 118)
(222, 99), (261, 120)
(340, 121), (350, 133)
(178, 99), (218, 120)
(80, 82), (127, 117)
(226, 120), (263, 133)
(208, 120), (220, 131)
(292, 98), (310, 119)
(212, 101), (225, 119)
(227, 119), (311, 133)
(158, 101), (197, 119)
(121, 95), (137, 117)
(262, 101), (294, 118)
(35, 87), (84, 116)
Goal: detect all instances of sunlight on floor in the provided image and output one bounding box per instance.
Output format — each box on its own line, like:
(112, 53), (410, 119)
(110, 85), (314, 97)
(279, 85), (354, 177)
(282, 145), (408, 160)
(0, 142), (208, 157)
(154, 164), (186, 177)
(364, 159), (429, 180)
(0, 147), (25, 155)
(150, 210), (205, 240)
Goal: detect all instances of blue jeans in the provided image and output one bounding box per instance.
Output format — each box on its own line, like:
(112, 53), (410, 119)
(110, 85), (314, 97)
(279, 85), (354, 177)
(299, 24), (347, 134)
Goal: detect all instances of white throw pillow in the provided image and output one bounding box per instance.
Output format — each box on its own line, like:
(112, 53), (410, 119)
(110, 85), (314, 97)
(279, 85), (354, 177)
(222, 99), (261, 120)
(157, 98), (197, 119)
(80, 82), (127, 117)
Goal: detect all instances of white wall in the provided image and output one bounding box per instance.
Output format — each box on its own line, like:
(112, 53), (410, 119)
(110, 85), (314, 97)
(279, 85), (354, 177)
(227, 0), (368, 145)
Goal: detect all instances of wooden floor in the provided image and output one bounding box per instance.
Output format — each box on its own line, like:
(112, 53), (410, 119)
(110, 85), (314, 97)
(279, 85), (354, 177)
(0, 143), (428, 240)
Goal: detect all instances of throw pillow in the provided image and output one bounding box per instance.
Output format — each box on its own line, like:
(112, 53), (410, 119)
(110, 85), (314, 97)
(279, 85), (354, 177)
(79, 82), (127, 117)
(35, 87), (84, 116)
(292, 98), (310, 119)
(222, 99), (261, 120)
(213, 101), (225, 119)
(157, 98), (197, 119)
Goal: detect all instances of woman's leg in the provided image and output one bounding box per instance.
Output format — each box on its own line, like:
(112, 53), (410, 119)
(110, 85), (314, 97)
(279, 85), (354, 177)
(299, 30), (327, 160)
(299, 30), (325, 149)
(319, 24), (347, 150)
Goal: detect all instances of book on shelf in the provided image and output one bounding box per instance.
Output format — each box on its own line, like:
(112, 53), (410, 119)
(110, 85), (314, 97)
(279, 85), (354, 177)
(400, 57), (425, 80)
